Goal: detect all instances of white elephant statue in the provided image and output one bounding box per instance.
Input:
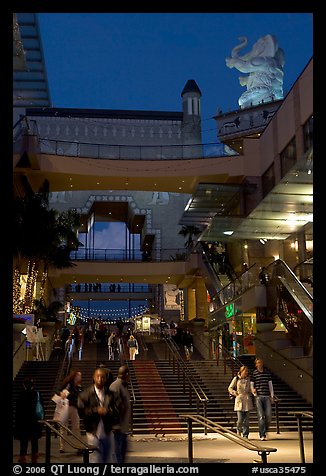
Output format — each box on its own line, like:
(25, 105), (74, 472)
(226, 34), (285, 108)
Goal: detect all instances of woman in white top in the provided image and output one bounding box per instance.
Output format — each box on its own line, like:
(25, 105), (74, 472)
(228, 365), (253, 438)
(127, 334), (138, 360)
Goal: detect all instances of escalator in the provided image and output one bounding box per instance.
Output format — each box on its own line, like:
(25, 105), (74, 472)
(265, 259), (313, 355)
(195, 242), (240, 301)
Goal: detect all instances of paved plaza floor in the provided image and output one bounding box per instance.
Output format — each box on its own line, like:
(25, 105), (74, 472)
(13, 430), (313, 464)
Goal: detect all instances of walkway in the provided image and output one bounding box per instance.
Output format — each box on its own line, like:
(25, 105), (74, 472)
(13, 431), (313, 464)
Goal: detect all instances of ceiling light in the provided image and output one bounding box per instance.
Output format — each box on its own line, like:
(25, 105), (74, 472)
(223, 231), (234, 236)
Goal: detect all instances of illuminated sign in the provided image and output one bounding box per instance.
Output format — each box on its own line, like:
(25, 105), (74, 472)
(225, 303), (235, 319)
(68, 312), (77, 326)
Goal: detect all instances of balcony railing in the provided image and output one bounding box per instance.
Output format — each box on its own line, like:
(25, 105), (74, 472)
(70, 247), (189, 262)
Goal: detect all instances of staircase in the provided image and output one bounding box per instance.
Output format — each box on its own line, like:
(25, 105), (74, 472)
(12, 339), (313, 436)
(12, 360), (62, 424)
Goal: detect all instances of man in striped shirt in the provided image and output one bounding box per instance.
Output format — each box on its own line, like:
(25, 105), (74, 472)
(250, 357), (275, 440)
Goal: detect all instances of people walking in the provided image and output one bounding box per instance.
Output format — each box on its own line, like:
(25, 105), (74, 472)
(228, 365), (253, 438)
(14, 378), (44, 464)
(241, 263), (251, 290)
(108, 332), (116, 360)
(109, 365), (131, 463)
(250, 357), (275, 440)
(98, 363), (114, 393)
(57, 371), (83, 453)
(77, 367), (119, 463)
(183, 329), (194, 361)
(127, 334), (138, 360)
(259, 266), (269, 285)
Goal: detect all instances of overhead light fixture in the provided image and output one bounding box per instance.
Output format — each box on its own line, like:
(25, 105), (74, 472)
(223, 231), (234, 236)
(259, 238), (267, 245)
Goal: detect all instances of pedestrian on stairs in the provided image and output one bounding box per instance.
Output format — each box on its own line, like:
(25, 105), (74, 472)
(77, 367), (120, 463)
(228, 365), (253, 438)
(57, 370), (83, 453)
(14, 378), (44, 464)
(108, 332), (117, 360)
(251, 357), (275, 441)
(127, 334), (138, 360)
(183, 329), (194, 361)
(109, 365), (131, 463)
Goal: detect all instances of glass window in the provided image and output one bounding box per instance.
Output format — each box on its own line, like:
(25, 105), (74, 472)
(303, 116), (313, 152)
(280, 137), (297, 177)
(262, 163), (275, 197)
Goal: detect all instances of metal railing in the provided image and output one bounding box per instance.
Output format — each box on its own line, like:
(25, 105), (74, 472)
(162, 336), (209, 432)
(288, 411), (313, 463)
(180, 413), (277, 463)
(70, 247), (189, 262)
(14, 118), (237, 160)
(40, 419), (97, 463)
(36, 138), (234, 161)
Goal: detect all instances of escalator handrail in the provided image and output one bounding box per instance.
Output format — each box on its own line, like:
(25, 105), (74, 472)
(268, 259), (313, 301)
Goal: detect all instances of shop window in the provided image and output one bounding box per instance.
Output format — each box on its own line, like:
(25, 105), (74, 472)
(280, 137), (297, 177)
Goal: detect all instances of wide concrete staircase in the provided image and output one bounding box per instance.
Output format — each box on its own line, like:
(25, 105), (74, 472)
(12, 338), (313, 436)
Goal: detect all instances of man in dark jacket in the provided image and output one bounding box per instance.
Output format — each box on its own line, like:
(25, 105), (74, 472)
(109, 365), (131, 463)
(77, 367), (119, 463)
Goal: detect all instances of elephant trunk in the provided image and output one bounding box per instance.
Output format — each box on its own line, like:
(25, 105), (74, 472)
(231, 36), (248, 58)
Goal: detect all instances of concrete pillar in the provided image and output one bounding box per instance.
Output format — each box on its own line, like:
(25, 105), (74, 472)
(195, 278), (208, 322)
(187, 287), (196, 321)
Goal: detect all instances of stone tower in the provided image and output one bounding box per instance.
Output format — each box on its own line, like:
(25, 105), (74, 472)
(181, 79), (202, 148)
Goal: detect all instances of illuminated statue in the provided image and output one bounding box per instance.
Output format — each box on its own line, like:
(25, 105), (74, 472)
(226, 35), (285, 108)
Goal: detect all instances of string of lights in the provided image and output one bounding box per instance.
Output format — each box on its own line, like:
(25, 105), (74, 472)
(71, 303), (149, 320)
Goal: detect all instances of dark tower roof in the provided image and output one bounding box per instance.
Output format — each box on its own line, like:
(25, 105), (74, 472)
(181, 79), (202, 97)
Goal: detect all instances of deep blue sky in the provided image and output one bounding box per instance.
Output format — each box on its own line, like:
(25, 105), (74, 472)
(36, 13), (313, 319)
(38, 12), (313, 144)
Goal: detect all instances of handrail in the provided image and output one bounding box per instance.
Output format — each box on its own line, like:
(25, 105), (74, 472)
(254, 332), (313, 379)
(34, 136), (235, 160)
(13, 335), (27, 357)
(180, 413), (277, 463)
(165, 336), (209, 401)
(199, 339), (281, 433)
(70, 247), (189, 262)
(40, 419), (97, 463)
(269, 258), (313, 301)
(288, 411), (313, 463)
(162, 336), (209, 433)
(136, 332), (148, 358)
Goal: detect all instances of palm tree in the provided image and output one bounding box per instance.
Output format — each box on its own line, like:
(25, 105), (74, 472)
(13, 181), (54, 312)
(38, 208), (82, 302)
(32, 299), (64, 323)
(13, 180), (82, 313)
(178, 225), (202, 248)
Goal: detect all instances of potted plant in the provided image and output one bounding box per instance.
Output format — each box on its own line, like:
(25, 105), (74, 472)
(33, 299), (63, 326)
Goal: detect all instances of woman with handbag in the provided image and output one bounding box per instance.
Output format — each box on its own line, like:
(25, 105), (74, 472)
(228, 365), (253, 438)
(14, 378), (44, 464)
(53, 370), (83, 453)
